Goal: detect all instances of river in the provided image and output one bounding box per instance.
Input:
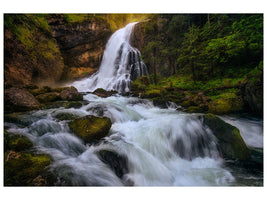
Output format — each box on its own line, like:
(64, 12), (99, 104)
(4, 22), (263, 186)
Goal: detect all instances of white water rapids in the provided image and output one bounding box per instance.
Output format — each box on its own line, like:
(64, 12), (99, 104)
(4, 22), (263, 186)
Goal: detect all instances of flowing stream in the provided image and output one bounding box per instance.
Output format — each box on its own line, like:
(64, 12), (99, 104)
(4, 22), (263, 186)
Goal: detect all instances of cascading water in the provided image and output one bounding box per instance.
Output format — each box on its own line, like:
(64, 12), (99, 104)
(72, 22), (148, 93)
(4, 23), (263, 186)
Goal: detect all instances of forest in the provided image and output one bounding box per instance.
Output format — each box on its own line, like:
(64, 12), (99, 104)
(131, 14), (263, 117)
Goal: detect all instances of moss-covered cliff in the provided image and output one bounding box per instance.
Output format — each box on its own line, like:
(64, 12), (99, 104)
(4, 14), (112, 87)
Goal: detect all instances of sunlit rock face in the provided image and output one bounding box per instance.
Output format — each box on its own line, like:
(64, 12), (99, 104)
(48, 16), (112, 80)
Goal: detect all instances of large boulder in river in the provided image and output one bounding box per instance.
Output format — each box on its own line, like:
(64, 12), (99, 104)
(97, 150), (129, 180)
(203, 113), (250, 160)
(60, 86), (83, 101)
(93, 88), (117, 98)
(4, 87), (40, 112)
(69, 115), (112, 143)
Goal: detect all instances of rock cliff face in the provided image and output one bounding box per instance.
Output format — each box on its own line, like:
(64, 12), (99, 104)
(48, 15), (112, 80)
(4, 15), (65, 87)
(4, 14), (112, 88)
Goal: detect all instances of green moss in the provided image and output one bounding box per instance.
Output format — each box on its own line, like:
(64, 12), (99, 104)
(4, 130), (33, 152)
(64, 14), (91, 23)
(54, 113), (78, 121)
(65, 101), (83, 109)
(203, 113), (250, 160)
(36, 92), (60, 103)
(186, 106), (204, 113)
(8, 135), (33, 152)
(4, 152), (52, 186)
(144, 89), (161, 98)
(69, 115), (112, 143)
(208, 98), (232, 114)
(208, 93), (243, 114)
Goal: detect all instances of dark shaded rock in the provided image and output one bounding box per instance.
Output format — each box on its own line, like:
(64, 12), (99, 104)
(41, 101), (69, 109)
(4, 87), (40, 112)
(69, 115), (112, 143)
(203, 113), (250, 160)
(29, 86), (52, 96)
(97, 150), (129, 179)
(5, 131), (33, 152)
(36, 92), (60, 103)
(54, 113), (79, 121)
(93, 88), (117, 98)
(65, 101), (83, 109)
(60, 86), (83, 101)
(23, 84), (39, 90)
(4, 112), (32, 127)
(240, 71), (263, 118)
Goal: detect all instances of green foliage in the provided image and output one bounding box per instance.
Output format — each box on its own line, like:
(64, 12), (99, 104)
(5, 14), (63, 67)
(64, 14), (92, 23)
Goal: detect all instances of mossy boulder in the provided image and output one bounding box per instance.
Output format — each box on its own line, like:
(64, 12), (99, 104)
(60, 86), (83, 101)
(93, 88), (117, 98)
(208, 95), (243, 115)
(54, 113), (79, 121)
(186, 106), (205, 113)
(29, 86), (52, 96)
(69, 115), (112, 143)
(4, 151), (54, 186)
(65, 101), (83, 109)
(203, 113), (250, 160)
(5, 133), (33, 152)
(36, 92), (60, 103)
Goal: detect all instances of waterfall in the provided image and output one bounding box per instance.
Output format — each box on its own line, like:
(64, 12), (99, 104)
(72, 22), (148, 93)
(4, 23), (263, 186)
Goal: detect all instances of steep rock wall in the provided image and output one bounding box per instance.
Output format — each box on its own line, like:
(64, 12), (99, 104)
(4, 15), (65, 88)
(48, 15), (112, 81)
(4, 14), (112, 88)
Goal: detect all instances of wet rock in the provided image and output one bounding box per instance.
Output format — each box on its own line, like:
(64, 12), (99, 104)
(4, 87), (40, 112)
(97, 150), (129, 179)
(54, 113), (79, 121)
(65, 101), (83, 109)
(36, 92), (61, 103)
(5, 131), (33, 152)
(93, 88), (117, 98)
(203, 113), (250, 160)
(60, 86), (83, 101)
(41, 101), (69, 109)
(29, 86), (52, 96)
(4, 112), (32, 127)
(69, 115), (112, 143)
